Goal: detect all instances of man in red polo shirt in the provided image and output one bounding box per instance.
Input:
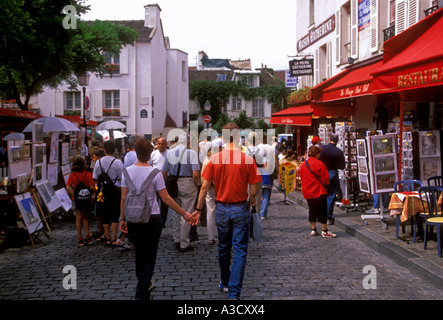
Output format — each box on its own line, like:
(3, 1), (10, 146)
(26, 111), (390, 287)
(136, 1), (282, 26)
(192, 122), (261, 300)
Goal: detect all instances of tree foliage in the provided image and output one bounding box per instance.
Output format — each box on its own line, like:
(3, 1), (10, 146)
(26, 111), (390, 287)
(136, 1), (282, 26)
(0, 0), (138, 110)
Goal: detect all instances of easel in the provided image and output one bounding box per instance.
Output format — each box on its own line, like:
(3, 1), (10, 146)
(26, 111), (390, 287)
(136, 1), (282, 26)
(276, 187), (294, 205)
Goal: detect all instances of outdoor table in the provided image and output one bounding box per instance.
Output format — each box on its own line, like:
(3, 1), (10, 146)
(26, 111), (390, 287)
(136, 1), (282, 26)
(389, 191), (443, 223)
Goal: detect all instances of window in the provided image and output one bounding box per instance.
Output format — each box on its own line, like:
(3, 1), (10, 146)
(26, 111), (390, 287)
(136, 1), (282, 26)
(64, 91), (81, 115)
(232, 98), (241, 111)
(241, 75), (254, 87)
(335, 2), (351, 66)
(217, 74), (227, 81)
(309, 0), (315, 26)
(252, 99), (264, 118)
(105, 52), (120, 74)
(103, 90), (120, 116)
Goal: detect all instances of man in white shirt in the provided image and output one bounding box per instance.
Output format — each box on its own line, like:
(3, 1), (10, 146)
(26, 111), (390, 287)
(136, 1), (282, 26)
(149, 137), (169, 227)
(124, 134), (143, 168)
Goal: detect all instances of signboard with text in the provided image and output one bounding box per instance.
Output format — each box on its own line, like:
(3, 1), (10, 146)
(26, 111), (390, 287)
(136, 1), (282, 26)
(289, 59), (314, 77)
(297, 15), (335, 52)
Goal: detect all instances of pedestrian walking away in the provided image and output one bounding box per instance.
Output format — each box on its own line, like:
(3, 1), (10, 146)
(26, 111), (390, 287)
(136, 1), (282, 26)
(162, 133), (200, 252)
(318, 134), (345, 225)
(93, 140), (124, 247)
(192, 122), (262, 300)
(120, 138), (193, 300)
(300, 146), (336, 238)
(66, 156), (96, 247)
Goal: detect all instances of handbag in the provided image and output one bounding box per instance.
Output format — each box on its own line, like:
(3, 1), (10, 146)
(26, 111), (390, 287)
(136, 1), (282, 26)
(166, 149), (186, 198)
(305, 160), (327, 191)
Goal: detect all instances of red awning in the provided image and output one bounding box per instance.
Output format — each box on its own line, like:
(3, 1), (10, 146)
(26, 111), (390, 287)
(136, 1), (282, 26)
(270, 105), (313, 126)
(321, 60), (383, 102)
(372, 8), (443, 95)
(0, 108), (43, 120)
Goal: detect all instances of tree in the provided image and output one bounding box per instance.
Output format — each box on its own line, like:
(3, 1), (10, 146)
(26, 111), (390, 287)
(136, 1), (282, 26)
(0, 0), (138, 110)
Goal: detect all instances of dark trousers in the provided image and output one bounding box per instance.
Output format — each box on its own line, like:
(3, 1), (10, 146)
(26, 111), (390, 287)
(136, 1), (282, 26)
(127, 215), (162, 300)
(157, 192), (169, 227)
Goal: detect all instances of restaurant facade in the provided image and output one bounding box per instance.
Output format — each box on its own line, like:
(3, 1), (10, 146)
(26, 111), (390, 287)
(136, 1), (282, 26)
(272, 1), (443, 203)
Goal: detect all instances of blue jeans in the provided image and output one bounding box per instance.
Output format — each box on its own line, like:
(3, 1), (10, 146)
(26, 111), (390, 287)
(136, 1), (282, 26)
(260, 188), (272, 218)
(373, 193), (389, 209)
(216, 202), (250, 299)
(326, 170), (339, 219)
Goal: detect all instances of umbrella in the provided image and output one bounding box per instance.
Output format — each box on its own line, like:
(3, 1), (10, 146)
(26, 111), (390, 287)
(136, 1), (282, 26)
(3, 132), (25, 141)
(97, 130), (127, 141)
(96, 120), (126, 131)
(22, 116), (79, 133)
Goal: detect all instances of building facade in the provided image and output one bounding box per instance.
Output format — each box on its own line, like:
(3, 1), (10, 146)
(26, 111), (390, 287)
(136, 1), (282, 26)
(295, 0), (439, 129)
(36, 4), (189, 138)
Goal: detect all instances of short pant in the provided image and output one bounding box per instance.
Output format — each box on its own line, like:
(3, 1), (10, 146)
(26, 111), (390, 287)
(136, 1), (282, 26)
(306, 194), (327, 224)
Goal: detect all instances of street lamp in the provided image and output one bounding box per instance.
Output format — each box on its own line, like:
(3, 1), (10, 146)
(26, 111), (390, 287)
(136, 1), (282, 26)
(78, 73), (90, 145)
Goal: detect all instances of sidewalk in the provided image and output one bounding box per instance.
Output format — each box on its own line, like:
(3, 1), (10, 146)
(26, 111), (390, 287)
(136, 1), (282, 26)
(284, 187), (443, 290)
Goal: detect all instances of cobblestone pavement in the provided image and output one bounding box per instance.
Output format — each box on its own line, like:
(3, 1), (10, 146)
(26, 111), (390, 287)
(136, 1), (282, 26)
(0, 186), (442, 301)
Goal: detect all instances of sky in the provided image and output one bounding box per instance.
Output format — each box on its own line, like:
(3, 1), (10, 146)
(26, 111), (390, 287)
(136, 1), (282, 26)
(81, 0), (298, 71)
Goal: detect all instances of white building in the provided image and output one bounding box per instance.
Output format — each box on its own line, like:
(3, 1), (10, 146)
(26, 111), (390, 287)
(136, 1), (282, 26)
(295, 0), (439, 129)
(36, 4), (189, 139)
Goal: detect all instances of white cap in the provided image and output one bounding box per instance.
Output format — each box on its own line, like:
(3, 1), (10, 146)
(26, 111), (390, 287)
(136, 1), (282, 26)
(211, 138), (225, 148)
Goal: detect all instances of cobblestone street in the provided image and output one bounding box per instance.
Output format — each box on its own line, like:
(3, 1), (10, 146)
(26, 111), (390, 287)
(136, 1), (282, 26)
(1, 186), (442, 303)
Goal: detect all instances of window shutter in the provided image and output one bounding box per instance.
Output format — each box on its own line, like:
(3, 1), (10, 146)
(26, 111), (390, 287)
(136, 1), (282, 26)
(119, 46), (129, 75)
(407, 0), (419, 28)
(350, 0), (359, 59)
(55, 91), (64, 115)
(315, 49), (320, 85)
(93, 89), (103, 117)
(396, 0), (407, 34)
(119, 89), (129, 117)
(335, 7), (341, 65)
(370, 0), (379, 53)
(326, 41), (332, 79)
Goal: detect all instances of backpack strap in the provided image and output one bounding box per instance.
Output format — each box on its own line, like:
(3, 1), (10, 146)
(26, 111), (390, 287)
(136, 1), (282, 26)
(123, 168), (160, 192)
(305, 160), (326, 189)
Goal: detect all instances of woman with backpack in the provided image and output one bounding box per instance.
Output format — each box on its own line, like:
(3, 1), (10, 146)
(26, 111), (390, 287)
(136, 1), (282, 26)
(67, 156), (95, 247)
(119, 138), (194, 301)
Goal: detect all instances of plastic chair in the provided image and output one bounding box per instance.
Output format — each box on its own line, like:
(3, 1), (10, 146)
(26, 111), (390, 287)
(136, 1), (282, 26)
(393, 180), (423, 240)
(419, 186), (443, 258)
(427, 176), (443, 187)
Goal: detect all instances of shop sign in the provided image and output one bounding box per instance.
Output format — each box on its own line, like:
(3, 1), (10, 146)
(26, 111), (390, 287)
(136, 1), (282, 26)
(289, 59), (314, 77)
(373, 61), (443, 94)
(297, 15), (335, 52)
(323, 83), (372, 100)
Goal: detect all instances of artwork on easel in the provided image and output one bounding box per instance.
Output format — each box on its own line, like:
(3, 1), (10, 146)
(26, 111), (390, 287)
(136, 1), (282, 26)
(419, 131), (440, 158)
(36, 181), (61, 213)
(32, 123), (44, 143)
(358, 173), (370, 193)
(55, 188), (73, 213)
(14, 193), (43, 234)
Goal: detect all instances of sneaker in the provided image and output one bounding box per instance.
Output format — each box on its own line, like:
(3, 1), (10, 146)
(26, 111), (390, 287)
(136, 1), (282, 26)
(84, 237), (93, 246)
(327, 218), (335, 225)
(78, 239), (84, 247)
(219, 281), (229, 293)
(367, 207), (380, 214)
(310, 230), (320, 236)
(115, 239), (130, 249)
(322, 230), (337, 238)
(261, 216), (268, 220)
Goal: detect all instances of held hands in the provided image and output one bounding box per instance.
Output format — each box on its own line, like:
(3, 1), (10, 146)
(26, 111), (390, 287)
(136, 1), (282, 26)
(185, 210), (200, 226)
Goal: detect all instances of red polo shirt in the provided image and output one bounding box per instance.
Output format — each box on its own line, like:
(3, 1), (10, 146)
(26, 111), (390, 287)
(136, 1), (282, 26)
(202, 149), (262, 203)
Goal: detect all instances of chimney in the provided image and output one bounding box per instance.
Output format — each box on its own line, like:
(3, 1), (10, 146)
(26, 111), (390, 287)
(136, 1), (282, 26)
(145, 4), (161, 28)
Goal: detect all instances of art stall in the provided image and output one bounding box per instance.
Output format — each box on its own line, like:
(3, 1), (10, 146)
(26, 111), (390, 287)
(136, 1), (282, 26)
(0, 117), (83, 249)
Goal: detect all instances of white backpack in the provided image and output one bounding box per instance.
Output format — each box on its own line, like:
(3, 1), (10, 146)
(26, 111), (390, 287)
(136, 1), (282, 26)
(122, 168), (159, 223)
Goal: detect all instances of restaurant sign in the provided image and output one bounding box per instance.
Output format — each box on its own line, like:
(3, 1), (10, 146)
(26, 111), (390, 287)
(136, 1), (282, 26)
(373, 61), (443, 94)
(289, 59), (314, 77)
(297, 15), (335, 52)
(323, 82), (372, 101)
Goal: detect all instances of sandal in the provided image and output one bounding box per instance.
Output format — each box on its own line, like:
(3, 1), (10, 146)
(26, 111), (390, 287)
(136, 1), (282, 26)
(92, 231), (104, 239)
(78, 239), (84, 247)
(96, 235), (107, 243)
(105, 239), (112, 247)
(85, 236), (93, 245)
